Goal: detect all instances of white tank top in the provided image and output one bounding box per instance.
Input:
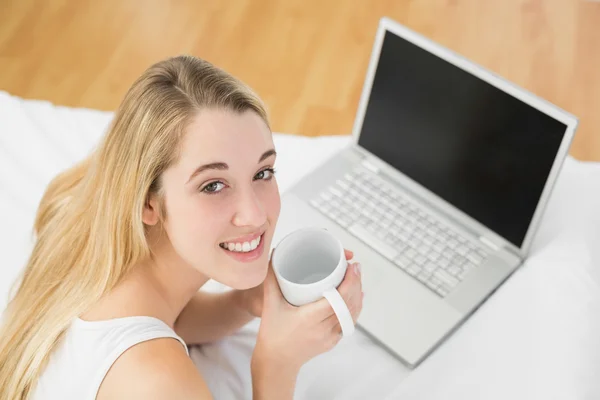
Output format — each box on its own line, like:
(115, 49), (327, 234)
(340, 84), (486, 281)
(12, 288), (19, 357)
(31, 316), (189, 400)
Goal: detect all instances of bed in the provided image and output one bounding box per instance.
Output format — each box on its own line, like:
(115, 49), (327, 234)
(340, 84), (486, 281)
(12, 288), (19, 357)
(1, 90), (599, 399)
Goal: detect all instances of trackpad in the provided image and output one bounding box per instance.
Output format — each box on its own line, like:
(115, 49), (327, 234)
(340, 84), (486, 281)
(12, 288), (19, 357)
(358, 262), (462, 366)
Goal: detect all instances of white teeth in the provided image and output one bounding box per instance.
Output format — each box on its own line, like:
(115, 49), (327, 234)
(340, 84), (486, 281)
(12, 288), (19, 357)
(221, 235), (262, 253)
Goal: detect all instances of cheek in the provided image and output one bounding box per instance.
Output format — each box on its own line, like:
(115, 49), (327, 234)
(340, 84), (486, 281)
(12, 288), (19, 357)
(265, 181), (281, 221)
(167, 196), (230, 253)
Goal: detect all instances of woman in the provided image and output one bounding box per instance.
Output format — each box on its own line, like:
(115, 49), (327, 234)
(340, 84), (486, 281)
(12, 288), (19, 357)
(0, 55), (363, 399)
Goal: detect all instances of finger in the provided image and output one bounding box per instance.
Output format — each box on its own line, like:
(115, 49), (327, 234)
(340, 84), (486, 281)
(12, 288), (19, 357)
(324, 313), (342, 332)
(333, 262), (362, 320)
(337, 262), (362, 304)
(322, 294), (362, 338)
(323, 279), (363, 328)
(302, 295), (335, 321)
(344, 249), (354, 260)
(305, 262), (362, 321)
(351, 291), (364, 324)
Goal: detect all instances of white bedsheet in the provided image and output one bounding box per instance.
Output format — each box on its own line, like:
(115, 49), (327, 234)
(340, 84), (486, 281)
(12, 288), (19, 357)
(1, 90), (599, 399)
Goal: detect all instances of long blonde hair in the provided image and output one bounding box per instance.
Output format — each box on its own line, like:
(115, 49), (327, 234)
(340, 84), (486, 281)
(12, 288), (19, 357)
(0, 55), (269, 399)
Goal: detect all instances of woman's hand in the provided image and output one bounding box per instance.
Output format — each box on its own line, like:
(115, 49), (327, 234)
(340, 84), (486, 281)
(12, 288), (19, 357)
(251, 248), (363, 374)
(237, 249), (356, 318)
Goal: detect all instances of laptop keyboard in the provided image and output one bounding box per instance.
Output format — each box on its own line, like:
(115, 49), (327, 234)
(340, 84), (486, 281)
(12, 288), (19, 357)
(309, 166), (490, 298)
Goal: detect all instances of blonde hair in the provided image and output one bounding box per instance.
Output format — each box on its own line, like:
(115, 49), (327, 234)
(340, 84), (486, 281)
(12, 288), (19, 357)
(0, 55), (269, 399)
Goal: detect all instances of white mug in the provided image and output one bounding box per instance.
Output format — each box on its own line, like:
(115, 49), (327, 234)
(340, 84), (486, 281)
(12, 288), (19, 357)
(271, 227), (355, 337)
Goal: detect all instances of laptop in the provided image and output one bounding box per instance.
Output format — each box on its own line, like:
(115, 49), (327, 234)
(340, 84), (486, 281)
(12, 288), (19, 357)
(271, 17), (578, 367)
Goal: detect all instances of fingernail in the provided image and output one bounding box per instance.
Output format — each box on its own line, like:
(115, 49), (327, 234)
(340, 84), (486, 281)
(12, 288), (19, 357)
(354, 262), (362, 276)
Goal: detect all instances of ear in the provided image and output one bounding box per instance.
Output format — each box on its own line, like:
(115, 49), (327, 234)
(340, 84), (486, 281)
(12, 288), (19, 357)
(142, 196), (161, 226)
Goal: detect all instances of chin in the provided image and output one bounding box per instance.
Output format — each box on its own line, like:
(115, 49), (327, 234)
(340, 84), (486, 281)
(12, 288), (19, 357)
(216, 232), (273, 290)
(216, 259), (268, 290)
(236, 264), (268, 290)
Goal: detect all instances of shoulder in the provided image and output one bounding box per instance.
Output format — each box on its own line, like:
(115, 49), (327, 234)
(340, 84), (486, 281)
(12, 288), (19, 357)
(97, 337), (212, 400)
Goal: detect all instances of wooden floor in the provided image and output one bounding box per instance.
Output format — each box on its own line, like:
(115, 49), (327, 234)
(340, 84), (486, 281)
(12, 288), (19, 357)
(1, 0), (599, 160)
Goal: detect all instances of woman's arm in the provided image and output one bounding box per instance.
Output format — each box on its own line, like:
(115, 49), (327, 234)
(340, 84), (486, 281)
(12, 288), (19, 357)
(174, 289), (255, 345)
(251, 343), (299, 399)
(97, 338), (213, 399)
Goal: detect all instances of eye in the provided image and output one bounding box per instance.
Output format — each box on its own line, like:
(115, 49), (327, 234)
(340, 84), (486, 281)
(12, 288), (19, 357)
(200, 168), (276, 195)
(201, 181), (226, 194)
(255, 168), (276, 181)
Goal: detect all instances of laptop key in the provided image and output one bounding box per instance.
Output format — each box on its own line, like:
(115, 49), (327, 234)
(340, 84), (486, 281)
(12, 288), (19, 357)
(438, 256), (451, 268)
(442, 248), (455, 259)
(405, 248), (417, 259)
(463, 261), (477, 271)
(329, 187), (343, 198)
(395, 242), (408, 252)
(348, 210), (361, 221)
(414, 255), (427, 265)
(447, 265), (461, 276)
(338, 215), (352, 228)
(407, 265), (420, 276)
(336, 179), (350, 190)
(425, 279), (439, 291)
(434, 269), (459, 287)
(424, 263), (437, 273)
(398, 231), (410, 242)
(467, 252), (484, 265)
(456, 245), (469, 256)
(330, 198), (341, 208)
(427, 252), (440, 262)
(310, 198), (322, 208)
(384, 234), (396, 246)
(417, 271), (431, 283)
(430, 276), (443, 287)
(348, 224), (398, 260)
(319, 205), (335, 219)
(394, 255), (411, 269)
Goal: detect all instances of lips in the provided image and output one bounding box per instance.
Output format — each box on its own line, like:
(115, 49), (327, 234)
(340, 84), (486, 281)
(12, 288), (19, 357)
(219, 233), (266, 262)
(219, 234), (262, 252)
(219, 230), (264, 248)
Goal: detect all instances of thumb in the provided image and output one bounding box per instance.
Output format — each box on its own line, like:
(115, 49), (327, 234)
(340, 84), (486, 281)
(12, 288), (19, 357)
(336, 262), (362, 301)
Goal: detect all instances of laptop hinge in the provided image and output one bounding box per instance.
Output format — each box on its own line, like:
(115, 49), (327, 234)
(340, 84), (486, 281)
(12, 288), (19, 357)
(479, 236), (500, 251)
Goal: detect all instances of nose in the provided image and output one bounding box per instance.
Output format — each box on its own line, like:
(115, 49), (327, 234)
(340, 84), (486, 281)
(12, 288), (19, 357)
(232, 186), (267, 228)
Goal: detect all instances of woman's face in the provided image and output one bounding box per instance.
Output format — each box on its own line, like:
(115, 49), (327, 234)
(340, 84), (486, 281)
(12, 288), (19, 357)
(157, 108), (281, 290)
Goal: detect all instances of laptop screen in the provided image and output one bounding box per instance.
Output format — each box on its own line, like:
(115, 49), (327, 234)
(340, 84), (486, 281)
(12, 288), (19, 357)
(358, 30), (568, 248)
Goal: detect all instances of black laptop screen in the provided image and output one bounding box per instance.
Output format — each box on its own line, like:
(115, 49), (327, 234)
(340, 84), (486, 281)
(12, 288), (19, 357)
(358, 30), (568, 247)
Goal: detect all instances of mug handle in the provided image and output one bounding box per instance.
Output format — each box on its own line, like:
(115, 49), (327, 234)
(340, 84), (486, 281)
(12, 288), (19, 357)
(323, 288), (355, 337)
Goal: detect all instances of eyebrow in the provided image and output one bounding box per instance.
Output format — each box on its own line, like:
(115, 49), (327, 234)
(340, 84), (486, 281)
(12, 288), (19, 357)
(187, 149), (277, 183)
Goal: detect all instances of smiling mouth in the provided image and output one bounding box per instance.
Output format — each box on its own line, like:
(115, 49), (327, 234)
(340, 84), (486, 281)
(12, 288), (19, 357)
(219, 234), (263, 253)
